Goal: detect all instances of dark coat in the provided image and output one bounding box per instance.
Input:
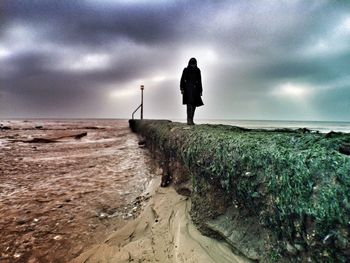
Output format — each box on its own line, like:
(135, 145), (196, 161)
(180, 66), (204, 107)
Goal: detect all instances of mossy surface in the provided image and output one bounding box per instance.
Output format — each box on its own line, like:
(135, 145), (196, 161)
(129, 119), (350, 262)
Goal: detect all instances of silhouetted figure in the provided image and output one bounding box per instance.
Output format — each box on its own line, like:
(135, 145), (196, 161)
(180, 58), (204, 125)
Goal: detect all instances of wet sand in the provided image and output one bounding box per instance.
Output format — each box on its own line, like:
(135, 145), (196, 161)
(71, 177), (250, 263)
(0, 120), (155, 263)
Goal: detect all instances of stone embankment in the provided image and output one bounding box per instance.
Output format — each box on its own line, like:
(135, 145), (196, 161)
(129, 119), (350, 262)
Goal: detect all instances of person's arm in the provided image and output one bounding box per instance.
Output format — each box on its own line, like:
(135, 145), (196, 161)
(180, 68), (186, 94)
(198, 69), (203, 96)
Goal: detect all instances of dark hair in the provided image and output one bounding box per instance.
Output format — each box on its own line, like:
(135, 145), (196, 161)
(188, 57), (197, 67)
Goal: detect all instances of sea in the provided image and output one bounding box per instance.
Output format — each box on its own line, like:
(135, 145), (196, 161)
(0, 119), (156, 262)
(2, 118), (350, 134)
(2, 118), (350, 133)
(179, 119), (350, 133)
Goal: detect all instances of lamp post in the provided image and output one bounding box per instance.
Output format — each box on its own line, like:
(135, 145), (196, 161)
(140, 85), (144, 120)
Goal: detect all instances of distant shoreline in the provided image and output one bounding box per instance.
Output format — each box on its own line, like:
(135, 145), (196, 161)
(2, 118), (350, 133)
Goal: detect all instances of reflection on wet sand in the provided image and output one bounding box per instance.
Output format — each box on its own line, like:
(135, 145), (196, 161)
(0, 120), (155, 263)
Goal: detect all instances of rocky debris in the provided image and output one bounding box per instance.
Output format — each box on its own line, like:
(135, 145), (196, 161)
(82, 126), (105, 130)
(175, 186), (191, 197)
(97, 212), (108, 219)
(296, 127), (312, 133)
(0, 125), (11, 130)
(286, 241), (298, 255)
(138, 139), (146, 146)
(53, 235), (63, 241)
(95, 194), (151, 222)
(339, 142), (350, 155)
(325, 130), (342, 138)
(14, 132), (88, 143)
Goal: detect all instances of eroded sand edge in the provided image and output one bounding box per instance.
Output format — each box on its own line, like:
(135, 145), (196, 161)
(71, 177), (250, 263)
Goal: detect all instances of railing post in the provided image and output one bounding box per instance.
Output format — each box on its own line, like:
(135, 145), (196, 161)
(131, 85), (145, 120)
(140, 85), (144, 120)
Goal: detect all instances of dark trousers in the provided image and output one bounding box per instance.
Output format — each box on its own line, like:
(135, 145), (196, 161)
(186, 104), (196, 124)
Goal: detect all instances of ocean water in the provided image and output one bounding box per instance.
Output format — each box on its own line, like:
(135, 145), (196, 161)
(177, 119), (350, 133)
(0, 119), (155, 262)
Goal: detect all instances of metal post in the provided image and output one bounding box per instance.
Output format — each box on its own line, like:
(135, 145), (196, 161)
(140, 85), (144, 120)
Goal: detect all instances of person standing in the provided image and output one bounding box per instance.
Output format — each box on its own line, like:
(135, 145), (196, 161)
(180, 58), (204, 125)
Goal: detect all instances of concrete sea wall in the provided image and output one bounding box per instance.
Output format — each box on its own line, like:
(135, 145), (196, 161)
(129, 119), (350, 262)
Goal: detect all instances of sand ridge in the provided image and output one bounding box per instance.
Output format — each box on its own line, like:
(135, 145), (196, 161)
(71, 177), (250, 263)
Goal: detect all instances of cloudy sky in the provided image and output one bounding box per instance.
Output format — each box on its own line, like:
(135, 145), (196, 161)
(1, 0), (350, 121)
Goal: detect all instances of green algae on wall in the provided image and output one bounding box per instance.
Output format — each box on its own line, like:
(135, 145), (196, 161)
(129, 119), (350, 262)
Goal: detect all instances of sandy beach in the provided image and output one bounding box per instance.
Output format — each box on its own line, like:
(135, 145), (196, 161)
(71, 176), (249, 263)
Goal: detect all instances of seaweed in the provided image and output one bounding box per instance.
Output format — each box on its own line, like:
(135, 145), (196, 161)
(129, 119), (350, 261)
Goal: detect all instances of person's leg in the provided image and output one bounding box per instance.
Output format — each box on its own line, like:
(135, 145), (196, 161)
(186, 104), (191, 125)
(191, 106), (196, 125)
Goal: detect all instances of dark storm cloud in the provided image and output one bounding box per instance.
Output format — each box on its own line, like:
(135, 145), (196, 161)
(2, 0), (350, 120)
(2, 0), (186, 46)
(3, 51), (56, 78)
